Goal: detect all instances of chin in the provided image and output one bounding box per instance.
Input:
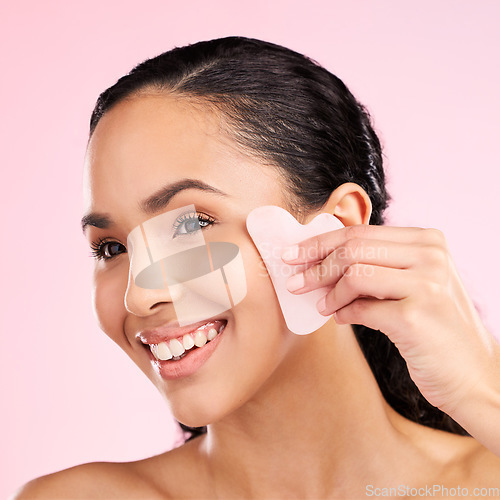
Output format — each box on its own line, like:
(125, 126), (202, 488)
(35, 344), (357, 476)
(167, 388), (242, 430)
(172, 408), (217, 430)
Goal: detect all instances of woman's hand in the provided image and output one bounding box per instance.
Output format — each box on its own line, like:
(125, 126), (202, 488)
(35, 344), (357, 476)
(283, 224), (500, 454)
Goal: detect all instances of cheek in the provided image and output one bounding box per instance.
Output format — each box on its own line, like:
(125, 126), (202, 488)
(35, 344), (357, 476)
(230, 242), (291, 372)
(237, 237), (282, 318)
(92, 265), (128, 347)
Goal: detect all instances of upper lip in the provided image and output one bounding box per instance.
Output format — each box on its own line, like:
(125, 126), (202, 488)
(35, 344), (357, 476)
(136, 317), (227, 345)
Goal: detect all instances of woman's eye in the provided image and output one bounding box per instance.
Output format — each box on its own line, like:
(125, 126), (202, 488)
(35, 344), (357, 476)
(173, 212), (215, 237)
(90, 239), (127, 261)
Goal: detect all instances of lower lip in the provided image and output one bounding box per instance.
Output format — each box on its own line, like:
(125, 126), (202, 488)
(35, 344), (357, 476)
(148, 324), (226, 380)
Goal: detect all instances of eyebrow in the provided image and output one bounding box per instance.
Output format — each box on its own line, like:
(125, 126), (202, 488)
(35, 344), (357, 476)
(81, 178), (228, 233)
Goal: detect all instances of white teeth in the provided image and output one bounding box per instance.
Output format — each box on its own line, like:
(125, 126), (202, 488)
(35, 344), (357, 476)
(150, 344), (160, 360)
(207, 328), (218, 341)
(183, 334), (195, 350)
(169, 338), (185, 357)
(194, 330), (208, 347)
(148, 322), (227, 361)
(156, 342), (172, 361)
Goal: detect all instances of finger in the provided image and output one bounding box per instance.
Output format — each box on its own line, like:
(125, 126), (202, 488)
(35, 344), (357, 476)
(331, 296), (400, 334)
(316, 264), (412, 315)
(282, 225), (446, 264)
(287, 239), (421, 293)
(332, 296), (423, 351)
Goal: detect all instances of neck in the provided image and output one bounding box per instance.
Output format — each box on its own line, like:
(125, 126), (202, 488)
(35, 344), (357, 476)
(200, 322), (426, 498)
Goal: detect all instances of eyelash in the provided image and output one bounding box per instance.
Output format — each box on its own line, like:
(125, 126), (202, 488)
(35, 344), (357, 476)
(89, 237), (127, 262)
(172, 211), (216, 237)
(89, 211), (216, 261)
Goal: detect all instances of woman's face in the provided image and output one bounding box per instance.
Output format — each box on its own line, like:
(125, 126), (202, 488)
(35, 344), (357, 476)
(83, 94), (300, 426)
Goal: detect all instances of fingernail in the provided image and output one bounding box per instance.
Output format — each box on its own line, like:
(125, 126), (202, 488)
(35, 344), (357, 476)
(287, 272), (304, 292)
(317, 295), (327, 314)
(282, 245), (299, 262)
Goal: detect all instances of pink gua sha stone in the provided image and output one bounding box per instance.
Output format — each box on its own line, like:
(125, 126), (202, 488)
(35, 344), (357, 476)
(246, 205), (345, 335)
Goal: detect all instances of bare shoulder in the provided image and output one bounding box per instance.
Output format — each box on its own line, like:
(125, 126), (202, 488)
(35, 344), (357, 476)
(11, 439), (206, 500)
(425, 428), (500, 485)
(11, 455), (177, 500)
(464, 439), (500, 483)
(396, 414), (500, 487)
(11, 461), (161, 500)
(130, 436), (211, 497)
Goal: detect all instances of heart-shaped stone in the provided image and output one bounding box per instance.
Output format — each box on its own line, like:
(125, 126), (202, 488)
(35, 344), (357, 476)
(246, 205), (344, 335)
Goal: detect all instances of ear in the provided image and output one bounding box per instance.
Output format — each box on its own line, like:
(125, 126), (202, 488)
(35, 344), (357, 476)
(307, 182), (372, 226)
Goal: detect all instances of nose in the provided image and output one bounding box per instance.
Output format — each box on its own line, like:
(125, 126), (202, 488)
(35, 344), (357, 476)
(125, 224), (181, 317)
(124, 263), (181, 317)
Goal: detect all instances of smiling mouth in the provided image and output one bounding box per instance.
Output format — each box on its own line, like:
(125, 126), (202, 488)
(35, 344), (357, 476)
(144, 320), (227, 361)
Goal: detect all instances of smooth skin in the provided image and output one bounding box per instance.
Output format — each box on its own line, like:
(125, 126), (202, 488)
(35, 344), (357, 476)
(14, 94), (500, 499)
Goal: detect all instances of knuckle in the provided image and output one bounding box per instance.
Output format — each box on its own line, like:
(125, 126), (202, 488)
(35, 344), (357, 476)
(351, 262), (365, 275)
(310, 235), (322, 260)
(398, 299), (419, 329)
(402, 280), (447, 324)
(297, 236), (319, 261)
(345, 224), (358, 240)
(420, 280), (446, 304)
(420, 279), (439, 296)
(348, 297), (370, 318)
(343, 264), (363, 290)
(343, 237), (364, 261)
(421, 243), (450, 272)
(422, 228), (446, 246)
(303, 265), (316, 285)
(309, 262), (326, 282)
(352, 298), (368, 313)
(346, 224), (369, 241)
(337, 297), (372, 325)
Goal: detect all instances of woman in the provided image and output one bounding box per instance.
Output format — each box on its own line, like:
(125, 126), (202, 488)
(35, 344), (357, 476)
(16, 36), (500, 499)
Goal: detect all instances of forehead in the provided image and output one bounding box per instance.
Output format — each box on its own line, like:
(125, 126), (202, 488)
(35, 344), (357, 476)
(83, 94), (284, 220)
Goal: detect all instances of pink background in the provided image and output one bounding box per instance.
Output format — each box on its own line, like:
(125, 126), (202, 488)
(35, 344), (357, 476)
(2, 1), (499, 497)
